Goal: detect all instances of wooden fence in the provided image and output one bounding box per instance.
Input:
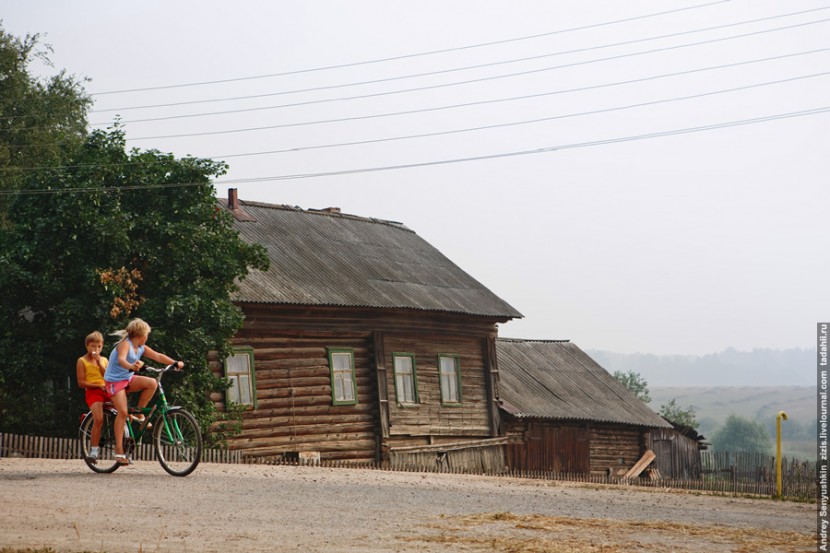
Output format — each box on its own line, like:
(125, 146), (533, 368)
(388, 437), (508, 474)
(0, 433), (815, 501)
(698, 450), (816, 500)
(0, 432), (241, 464)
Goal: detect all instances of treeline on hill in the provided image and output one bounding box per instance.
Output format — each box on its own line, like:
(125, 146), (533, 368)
(614, 371), (815, 459)
(0, 25), (268, 441)
(650, 386), (816, 460)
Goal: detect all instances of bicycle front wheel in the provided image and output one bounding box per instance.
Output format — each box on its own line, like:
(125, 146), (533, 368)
(153, 409), (202, 476)
(79, 410), (121, 474)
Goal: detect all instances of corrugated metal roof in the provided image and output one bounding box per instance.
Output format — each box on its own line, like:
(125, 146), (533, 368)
(226, 200), (523, 319)
(496, 338), (671, 428)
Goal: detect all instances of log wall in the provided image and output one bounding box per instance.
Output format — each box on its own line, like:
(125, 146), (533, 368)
(212, 304), (502, 463)
(589, 425), (644, 476)
(383, 334), (491, 443)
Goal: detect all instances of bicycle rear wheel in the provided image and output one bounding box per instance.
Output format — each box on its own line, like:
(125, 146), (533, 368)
(79, 410), (121, 473)
(153, 409), (202, 476)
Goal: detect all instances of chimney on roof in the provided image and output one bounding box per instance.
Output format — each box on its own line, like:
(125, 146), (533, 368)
(225, 187), (256, 222)
(321, 207), (341, 214)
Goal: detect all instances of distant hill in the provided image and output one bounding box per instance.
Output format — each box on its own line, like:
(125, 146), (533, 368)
(587, 347), (815, 387)
(649, 386), (814, 427)
(649, 386), (815, 459)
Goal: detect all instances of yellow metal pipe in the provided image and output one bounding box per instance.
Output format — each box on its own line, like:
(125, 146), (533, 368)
(776, 410), (788, 498)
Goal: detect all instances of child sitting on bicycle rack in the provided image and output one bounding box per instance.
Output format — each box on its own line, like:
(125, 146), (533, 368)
(76, 331), (108, 463)
(104, 318), (183, 465)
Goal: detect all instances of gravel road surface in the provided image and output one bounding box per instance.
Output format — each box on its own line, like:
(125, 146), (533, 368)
(0, 458), (816, 552)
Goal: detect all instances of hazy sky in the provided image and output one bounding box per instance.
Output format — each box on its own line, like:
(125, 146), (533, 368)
(4, 1), (828, 357)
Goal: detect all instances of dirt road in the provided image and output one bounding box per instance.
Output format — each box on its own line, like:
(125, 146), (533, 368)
(0, 458), (816, 552)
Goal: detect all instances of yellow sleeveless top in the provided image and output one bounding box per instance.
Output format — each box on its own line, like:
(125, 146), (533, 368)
(79, 356), (107, 386)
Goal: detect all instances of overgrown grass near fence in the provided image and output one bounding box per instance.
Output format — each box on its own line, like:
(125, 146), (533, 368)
(0, 433), (816, 501)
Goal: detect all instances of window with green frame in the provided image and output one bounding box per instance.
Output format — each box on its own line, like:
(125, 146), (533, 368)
(392, 353), (419, 405)
(328, 348), (357, 405)
(438, 354), (462, 404)
(224, 347), (256, 408)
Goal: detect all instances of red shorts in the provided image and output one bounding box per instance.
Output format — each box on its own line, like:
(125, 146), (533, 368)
(85, 388), (108, 408)
(105, 377), (132, 397)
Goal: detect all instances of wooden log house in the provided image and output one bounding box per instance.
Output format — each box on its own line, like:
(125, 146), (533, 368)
(212, 190), (522, 465)
(496, 339), (677, 476)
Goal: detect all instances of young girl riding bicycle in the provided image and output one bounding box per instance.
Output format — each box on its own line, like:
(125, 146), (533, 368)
(104, 318), (183, 465)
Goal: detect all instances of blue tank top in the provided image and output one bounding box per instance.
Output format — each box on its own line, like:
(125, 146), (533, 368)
(104, 338), (145, 382)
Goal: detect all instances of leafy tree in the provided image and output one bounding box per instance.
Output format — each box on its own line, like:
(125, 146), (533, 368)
(710, 414), (773, 453)
(0, 43), (269, 439)
(658, 398), (698, 429)
(613, 370), (699, 429)
(612, 370), (651, 403)
(0, 24), (90, 220)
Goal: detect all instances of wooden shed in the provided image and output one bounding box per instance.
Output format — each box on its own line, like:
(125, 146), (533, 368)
(212, 191), (522, 465)
(496, 339), (673, 476)
(647, 423), (707, 479)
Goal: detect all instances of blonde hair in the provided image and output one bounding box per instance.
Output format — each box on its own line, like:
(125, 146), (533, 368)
(85, 331), (104, 345)
(110, 318), (151, 341)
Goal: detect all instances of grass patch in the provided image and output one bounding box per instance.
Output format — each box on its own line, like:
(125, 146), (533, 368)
(1, 549), (60, 553)
(0, 547), (104, 553)
(408, 512), (816, 553)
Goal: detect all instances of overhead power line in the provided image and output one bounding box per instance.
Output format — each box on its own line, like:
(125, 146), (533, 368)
(122, 48), (830, 142)
(206, 72), (830, 158)
(214, 106), (830, 183)
(90, 16), (830, 127)
(90, 6), (830, 115)
(4, 106), (828, 195)
(9, 68), (828, 171)
(89, 0), (731, 96)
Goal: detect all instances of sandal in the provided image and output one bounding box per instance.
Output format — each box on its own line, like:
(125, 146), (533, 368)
(115, 454), (131, 466)
(130, 414), (152, 429)
(85, 447), (99, 465)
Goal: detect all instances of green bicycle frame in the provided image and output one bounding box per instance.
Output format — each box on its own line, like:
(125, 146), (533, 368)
(125, 378), (181, 444)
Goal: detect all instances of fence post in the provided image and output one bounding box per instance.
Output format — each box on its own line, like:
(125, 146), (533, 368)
(776, 411), (788, 498)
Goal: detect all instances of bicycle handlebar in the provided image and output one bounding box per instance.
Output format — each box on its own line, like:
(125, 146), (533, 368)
(141, 364), (183, 377)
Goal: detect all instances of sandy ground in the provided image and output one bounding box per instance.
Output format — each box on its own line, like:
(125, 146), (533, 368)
(0, 458), (817, 553)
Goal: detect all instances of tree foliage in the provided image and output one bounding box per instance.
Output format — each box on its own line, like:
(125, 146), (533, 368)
(612, 370), (651, 403)
(710, 414), (773, 453)
(613, 369), (699, 429)
(658, 398), (698, 429)
(0, 25), (268, 440)
(0, 25), (90, 219)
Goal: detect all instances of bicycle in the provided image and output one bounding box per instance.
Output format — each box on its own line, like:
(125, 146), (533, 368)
(79, 364), (203, 476)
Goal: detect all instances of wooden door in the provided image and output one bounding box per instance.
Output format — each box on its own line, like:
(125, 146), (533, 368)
(510, 423), (589, 473)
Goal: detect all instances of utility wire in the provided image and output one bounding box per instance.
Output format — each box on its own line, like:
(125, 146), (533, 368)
(8, 68), (827, 171)
(123, 48), (830, 142)
(10, 13), (825, 133)
(89, 0), (731, 96)
(89, 16), (830, 126)
(10, 46), (827, 154)
(207, 72), (830, 158)
(4, 105), (828, 195)
(90, 6), (830, 114)
(216, 106), (830, 183)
